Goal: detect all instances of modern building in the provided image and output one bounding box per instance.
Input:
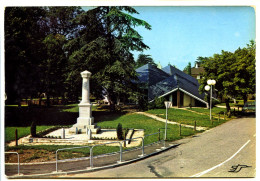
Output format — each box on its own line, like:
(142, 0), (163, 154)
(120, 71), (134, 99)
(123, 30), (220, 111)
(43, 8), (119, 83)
(136, 64), (208, 108)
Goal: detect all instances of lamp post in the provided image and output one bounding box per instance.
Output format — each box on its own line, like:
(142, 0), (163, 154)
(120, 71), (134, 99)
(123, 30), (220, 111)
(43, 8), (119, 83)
(164, 101), (172, 141)
(205, 79), (216, 121)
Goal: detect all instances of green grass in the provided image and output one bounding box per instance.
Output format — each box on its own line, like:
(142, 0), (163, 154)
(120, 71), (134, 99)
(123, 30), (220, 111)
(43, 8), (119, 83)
(5, 126), (53, 142)
(97, 113), (196, 145)
(60, 104), (98, 113)
(188, 107), (227, 116)
(216, 100), (255, 107)
(146, 108), (228, 128)
(5, 144), (124, 161)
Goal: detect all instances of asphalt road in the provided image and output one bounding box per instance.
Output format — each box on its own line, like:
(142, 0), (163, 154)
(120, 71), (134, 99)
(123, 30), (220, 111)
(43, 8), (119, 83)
(63, 117), (256, 178)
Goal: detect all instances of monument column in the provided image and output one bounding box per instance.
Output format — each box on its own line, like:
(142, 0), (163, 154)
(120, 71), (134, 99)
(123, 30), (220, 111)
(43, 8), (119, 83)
(69, 70), (100, 135)
(81, 71), (91, 104)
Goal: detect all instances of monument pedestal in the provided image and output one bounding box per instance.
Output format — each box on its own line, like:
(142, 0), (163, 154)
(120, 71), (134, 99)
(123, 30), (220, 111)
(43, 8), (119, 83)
(69, 103), (100, 134)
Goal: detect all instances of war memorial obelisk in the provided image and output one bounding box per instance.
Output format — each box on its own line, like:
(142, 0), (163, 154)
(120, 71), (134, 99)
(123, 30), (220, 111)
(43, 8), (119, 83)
(69, 70), (100, 134)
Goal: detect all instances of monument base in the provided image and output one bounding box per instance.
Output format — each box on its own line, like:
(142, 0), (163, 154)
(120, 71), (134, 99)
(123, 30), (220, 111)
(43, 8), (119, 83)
(69, 124), (100, 134)
(69, 117), (100, 134)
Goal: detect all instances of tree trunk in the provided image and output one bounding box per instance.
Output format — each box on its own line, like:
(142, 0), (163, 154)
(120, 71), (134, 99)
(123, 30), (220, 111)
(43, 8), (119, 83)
(243, 94), (248, 106)
(46, 94), (50, 107)
(225, 98), (231, 113)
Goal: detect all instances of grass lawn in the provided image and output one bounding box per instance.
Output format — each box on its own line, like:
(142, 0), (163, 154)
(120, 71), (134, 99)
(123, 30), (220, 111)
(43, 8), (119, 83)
(146, 108), (228, 128)
(97, 113), (197, 145)
(5, 104), (210, 163)
(5, 126), (54, 143)
(187, 107), (227, 116)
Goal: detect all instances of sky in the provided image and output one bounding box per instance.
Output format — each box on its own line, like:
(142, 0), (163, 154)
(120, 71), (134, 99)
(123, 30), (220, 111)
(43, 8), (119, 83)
(130, 6), (256, 70)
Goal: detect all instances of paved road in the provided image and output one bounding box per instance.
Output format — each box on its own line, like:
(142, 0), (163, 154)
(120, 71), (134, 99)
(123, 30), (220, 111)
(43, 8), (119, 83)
(63, 117), (255, 178)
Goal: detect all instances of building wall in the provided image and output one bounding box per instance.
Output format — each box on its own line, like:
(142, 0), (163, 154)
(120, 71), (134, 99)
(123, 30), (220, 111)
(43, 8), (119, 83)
(183, 93), (195, 107)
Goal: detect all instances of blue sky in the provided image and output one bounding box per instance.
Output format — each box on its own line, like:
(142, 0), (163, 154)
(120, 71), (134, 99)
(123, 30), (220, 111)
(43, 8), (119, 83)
(82, 6), (255, 70)
(131, 6), (255, 70)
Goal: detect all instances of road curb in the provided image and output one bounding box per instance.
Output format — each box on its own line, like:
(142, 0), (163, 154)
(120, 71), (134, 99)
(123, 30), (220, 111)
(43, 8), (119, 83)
(7, 143), (180, 179)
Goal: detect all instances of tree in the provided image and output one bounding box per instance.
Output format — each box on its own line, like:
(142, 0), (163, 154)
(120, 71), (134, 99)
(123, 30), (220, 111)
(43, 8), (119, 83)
(183, 62), (191, 75)
(135, 54), (156, 68)
(65, 6), (152, 108)
(5, 7), (47, 104)
(199, 41), (256, 112)
(232, 41), (256, 104)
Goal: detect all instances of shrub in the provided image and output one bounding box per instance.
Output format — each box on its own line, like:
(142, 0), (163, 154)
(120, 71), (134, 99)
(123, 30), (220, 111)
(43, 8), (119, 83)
(116, 123), (123, 140)
(30, 121), (37, 137)
(154, 97), (166, 109)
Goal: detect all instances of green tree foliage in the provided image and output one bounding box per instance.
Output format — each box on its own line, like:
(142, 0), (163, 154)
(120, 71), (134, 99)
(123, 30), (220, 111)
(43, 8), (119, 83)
(5, 7), (47, 103)
(5, 7), (83, 104)
(183, 62), (191, 75)
(116, 123), (123, 140)
(199, 41), (256, 112)
(135, 54), (156, 68)
(5, 6), (151, 108)
(65, 6), (151, 107)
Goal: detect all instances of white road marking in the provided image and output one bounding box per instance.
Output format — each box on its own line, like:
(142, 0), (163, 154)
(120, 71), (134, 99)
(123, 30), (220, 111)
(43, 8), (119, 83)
(191, 139), (251, 177)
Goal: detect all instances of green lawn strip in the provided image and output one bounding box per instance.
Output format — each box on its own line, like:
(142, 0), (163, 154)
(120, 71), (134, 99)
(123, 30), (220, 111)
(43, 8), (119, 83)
(187, 107), (237, 120)
(146, 108), (227, 128)
(187, 107), (227, 116)
(97, 113), (196, 145)
(5, 144), (121, 161)
(5, 126), (54, 142)
(5, 113), (197, 162)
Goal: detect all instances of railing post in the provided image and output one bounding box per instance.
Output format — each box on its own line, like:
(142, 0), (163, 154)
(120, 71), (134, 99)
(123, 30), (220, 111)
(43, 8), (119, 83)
(17, 153), (20, 175)
(142, 137), (144, 156)
(194, 120), (196, 131)
(179, 124), (181, 136)
(119, 142), (122, 163)
(15, 129), (18, 146)
(158, 128), (160, 141)
(56, 150), (58, 172)
(90, 147), (93, 168)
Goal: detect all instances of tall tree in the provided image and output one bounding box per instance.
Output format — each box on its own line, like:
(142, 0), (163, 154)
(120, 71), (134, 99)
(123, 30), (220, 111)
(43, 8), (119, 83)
(183, 62), (191, 75)
(65, 6), (152, 108)
(135, 54), (156, 68)
(232, 40), (256, 104)
(199, 41), (256, 112)
(5, 7), (47, 104)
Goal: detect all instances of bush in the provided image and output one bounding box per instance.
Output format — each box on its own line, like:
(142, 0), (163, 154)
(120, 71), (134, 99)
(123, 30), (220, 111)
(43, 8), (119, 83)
(155, 97), (166, 109)
(116, 123), (123, 140)
(30, 121), (37, 137)
(148, 97), (167, 109)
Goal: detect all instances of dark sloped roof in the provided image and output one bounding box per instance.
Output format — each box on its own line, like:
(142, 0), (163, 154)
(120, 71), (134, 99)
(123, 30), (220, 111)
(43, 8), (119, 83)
(136, 64), (206, 103)
(136, 64), (170, 87)
(148, 75), (178, 101)
(177, 75), (205, 101)
(162, 65), (198, 86)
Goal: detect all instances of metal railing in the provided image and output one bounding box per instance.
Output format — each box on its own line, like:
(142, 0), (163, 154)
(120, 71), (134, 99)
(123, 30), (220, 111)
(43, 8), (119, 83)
(143, 131), (164, 146)
(5, 152), (20, 175)
(124, 136), (145, 157)
(90, 141), (122, 168)
(50, 131), (167, 172)
(55, 145), (91, 172)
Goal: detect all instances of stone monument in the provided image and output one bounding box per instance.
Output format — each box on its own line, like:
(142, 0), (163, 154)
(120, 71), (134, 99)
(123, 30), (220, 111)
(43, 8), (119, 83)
(69, 70), (100, 134)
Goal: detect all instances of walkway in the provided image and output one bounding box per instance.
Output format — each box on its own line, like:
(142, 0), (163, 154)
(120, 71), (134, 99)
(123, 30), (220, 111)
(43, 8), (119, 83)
(135, 112), (207, 131)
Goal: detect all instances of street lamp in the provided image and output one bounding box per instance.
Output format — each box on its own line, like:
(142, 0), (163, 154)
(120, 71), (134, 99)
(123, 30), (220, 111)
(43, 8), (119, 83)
(164, 101), (172, 141)
(205, 79), (216, 121)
